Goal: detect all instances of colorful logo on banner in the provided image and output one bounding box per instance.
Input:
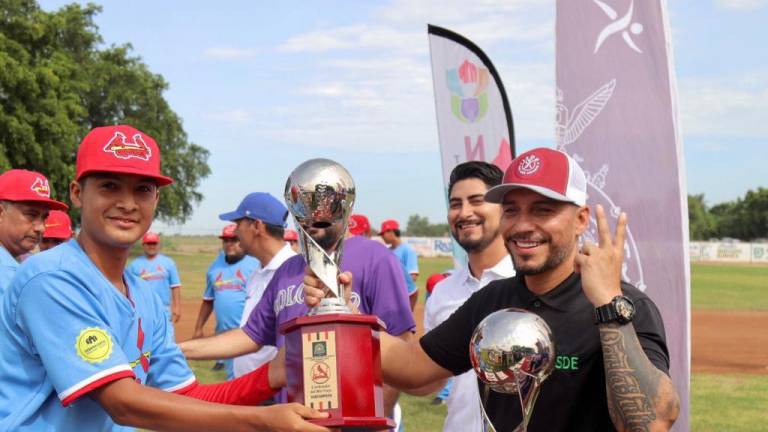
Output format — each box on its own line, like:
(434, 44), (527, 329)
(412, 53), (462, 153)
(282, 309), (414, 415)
(446, 60), (489, 123)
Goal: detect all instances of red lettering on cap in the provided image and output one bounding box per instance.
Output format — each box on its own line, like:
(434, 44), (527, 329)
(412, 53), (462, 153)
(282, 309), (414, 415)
(103, 132), (152, 161)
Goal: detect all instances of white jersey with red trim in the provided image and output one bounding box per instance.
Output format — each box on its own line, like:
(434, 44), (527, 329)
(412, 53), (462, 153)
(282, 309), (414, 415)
(0, 240), (195, 431)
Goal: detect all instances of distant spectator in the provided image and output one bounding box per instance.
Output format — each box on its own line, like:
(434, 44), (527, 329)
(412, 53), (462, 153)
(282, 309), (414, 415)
(283, 229), (300, 253)
(128, 232), (183, 322)
(40, 210), (74, 251)
(348, 214), (372, 238)
(192, 224), (260, 379)
(380, 219), (419, 310)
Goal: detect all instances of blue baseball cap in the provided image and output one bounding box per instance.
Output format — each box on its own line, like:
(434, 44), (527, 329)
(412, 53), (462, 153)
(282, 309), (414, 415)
(219, 192), (288, 226)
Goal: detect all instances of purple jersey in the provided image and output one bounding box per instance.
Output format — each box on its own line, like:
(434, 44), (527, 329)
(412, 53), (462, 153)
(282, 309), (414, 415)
(243, 235), (415, 350)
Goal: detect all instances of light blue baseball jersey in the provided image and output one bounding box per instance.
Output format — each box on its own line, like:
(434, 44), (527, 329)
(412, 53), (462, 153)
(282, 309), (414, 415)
(127, 253), (181, 307)
(203, 252), (260, 335)
(0, 245), (19, 296)
(0, 240), (195, 431)
(392, 243), (419, 295)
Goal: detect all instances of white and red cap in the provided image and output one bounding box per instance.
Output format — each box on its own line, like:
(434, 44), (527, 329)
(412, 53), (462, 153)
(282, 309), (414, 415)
(0, 169), (68, 211)
(485, 147), (586, 206)
(219, 224), (238, 239)
(76, 125), (173, 186)
(43, 210), (73, 240)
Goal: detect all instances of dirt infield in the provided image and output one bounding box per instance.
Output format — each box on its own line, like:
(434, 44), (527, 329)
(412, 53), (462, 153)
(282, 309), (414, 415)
(174, 299), (768, 375)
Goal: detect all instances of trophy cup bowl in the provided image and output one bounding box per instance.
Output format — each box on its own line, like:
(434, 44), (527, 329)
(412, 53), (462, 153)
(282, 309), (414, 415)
(469, 308), (555, 431)
(279, 158), (393, 430)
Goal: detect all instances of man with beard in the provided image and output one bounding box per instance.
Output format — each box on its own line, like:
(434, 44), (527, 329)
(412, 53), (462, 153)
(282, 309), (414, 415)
(180, 215), (415, 421)
(423, 161), (515, 431)
(304, 148), (679, 431)
(0, 169), (68, 294)
(192, 223), (260, 379)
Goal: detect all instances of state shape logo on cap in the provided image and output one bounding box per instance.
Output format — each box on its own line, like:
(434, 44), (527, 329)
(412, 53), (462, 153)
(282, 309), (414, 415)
(30, 177), (51, 198)
(103, 131), (152, 161)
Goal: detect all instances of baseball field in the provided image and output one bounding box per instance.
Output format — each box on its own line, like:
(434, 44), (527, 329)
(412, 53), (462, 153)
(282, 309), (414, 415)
(158, 236), (768, 432)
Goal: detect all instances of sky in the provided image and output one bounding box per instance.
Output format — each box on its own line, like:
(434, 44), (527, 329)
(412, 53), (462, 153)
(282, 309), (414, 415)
(38, 0), (768, 235)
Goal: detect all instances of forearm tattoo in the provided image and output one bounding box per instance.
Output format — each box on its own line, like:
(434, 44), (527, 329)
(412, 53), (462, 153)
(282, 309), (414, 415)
(600, 324), (660, 432)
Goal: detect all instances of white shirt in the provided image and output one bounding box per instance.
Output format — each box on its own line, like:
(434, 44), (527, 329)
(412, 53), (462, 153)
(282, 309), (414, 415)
(423, 255), (515, 432)
(233, 244), (296, 377)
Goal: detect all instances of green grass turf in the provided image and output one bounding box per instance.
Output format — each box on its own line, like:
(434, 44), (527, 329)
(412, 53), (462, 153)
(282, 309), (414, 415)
(691, 263), (768, 310)
(691, 373), (768, 432)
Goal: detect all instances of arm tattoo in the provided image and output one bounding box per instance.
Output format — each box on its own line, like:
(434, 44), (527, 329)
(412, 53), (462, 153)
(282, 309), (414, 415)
(600, 324), (660, 432)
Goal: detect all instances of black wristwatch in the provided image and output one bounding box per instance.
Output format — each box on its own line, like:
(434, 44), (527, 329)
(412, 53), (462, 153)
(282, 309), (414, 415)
(594, 295), (635, 325)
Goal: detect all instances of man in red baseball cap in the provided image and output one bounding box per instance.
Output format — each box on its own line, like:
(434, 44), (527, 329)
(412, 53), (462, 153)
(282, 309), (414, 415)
(0, 125), (328, 431)
(0, 169), (68, 294)
(348, 214), (371, 238)
(380, 219), (420, 310)
(283, 228), (300, 253)
(39, 210), (74, 251)
(128, 231), (183, 322)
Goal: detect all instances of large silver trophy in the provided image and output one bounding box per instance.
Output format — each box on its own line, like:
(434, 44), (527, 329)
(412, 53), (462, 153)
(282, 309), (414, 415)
(284, 158), (356, 315)
(469, 308), (555, 432)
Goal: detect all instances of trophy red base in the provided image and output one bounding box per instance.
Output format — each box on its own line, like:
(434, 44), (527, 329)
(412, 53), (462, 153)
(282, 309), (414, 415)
(280, 313), (395, 431)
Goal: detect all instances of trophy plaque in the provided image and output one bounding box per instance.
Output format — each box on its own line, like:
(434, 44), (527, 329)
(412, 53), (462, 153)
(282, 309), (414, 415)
(279, 158), (394, 431)
(469, 308), (555, 432)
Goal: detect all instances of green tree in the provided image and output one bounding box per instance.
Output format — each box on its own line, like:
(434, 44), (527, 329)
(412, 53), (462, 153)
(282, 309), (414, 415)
(688, 194), (717, 240)
(0, 1), (209, 223)
(404, 214), (449, 237)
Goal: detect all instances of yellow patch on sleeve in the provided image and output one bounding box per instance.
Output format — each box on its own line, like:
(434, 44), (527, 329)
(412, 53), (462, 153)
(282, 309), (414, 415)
(75, 327), (113, 364)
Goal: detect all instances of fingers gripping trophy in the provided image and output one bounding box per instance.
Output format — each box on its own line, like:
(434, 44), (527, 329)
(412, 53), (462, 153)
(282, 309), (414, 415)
(470, 308), (556, 432)
(279, 159), (394, 430)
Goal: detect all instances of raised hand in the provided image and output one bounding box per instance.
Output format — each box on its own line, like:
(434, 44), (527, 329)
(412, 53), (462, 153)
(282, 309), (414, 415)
(574, 204), (627, 307)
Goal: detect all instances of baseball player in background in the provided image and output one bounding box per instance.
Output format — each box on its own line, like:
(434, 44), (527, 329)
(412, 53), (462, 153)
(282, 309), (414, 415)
(0, 169), (68, 294)
(128, 231), (183, 322)
(0, 125), (329, 431)
(192, 223), (260, 379)
(39, 210), (74, 251)
(380, 219), (420, 310)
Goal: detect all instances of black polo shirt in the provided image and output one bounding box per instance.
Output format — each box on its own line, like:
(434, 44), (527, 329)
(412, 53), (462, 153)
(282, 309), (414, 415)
(420, 272), (669, 431)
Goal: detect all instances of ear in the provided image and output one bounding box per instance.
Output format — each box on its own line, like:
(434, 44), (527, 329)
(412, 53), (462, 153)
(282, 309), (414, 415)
(70, 180), (83, 209)
(575, 205), (590, 236)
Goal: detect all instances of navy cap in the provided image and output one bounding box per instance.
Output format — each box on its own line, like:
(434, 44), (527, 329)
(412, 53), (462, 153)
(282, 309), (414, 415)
(219, 192), (288, 226)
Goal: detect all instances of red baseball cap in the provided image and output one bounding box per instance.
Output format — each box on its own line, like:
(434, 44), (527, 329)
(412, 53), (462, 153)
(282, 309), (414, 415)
(426, 272), (448, 295)
(76, 125), (173, 186)
(43, 210), (73, 240)
(283, 229), (298, 241)
(348, 214), (371, 236)
(0, 169), (68, 211)
(485, 147), (586, 206)
(380, 219), (399, 234)
(142, 231), (160, 244)
(219, 224), (238, 239)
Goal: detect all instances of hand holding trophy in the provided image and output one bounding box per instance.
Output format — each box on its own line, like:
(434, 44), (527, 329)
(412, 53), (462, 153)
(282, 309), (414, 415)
(280, 158), (394, 430)
(470, 308), (556, 431)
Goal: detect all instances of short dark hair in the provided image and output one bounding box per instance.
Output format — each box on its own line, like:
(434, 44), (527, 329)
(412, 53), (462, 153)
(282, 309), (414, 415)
(263, 222), (285, 240)
(448, 161), (504, 196)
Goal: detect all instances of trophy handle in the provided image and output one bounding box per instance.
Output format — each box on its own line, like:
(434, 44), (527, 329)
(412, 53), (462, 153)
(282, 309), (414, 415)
(477, 372), (543, 432)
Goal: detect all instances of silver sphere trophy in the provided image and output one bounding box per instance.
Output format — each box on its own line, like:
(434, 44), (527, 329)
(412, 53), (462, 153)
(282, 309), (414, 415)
(470, 308), (556, 431)
(279, 158), (394, 430)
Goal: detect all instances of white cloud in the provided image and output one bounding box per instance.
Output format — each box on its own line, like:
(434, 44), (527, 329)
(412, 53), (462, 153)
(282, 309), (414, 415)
(202, 47), (259, 60)
(678, 73), (768, 137)
(715, 0), (768, 10)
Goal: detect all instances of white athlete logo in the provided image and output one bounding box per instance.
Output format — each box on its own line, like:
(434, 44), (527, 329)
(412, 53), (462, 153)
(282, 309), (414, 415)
(593, 0), (645, 54)
(556, 80), (616, 150)
(517, 155), (540, 175)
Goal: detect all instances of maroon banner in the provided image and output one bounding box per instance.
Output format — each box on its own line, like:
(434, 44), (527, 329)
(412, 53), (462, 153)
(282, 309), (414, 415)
(556, 1), (690, 430)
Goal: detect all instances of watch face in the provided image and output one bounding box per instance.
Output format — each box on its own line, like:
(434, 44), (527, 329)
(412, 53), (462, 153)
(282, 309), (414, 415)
(615, 298), (635, 320)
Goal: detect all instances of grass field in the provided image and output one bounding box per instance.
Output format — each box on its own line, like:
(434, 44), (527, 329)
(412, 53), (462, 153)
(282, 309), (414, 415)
(158, 237), (766, 431)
